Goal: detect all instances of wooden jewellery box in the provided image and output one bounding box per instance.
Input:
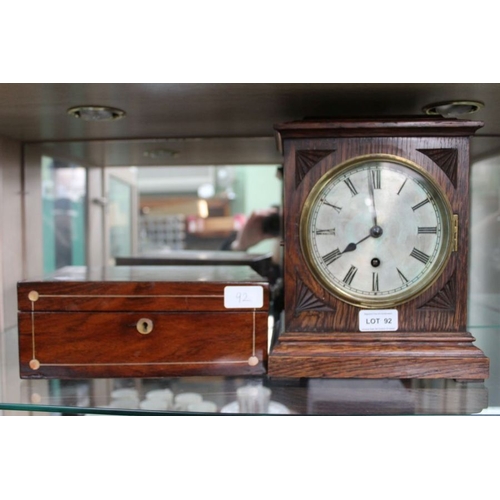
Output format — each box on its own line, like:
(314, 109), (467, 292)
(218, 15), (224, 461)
(17, 266), (269, 379)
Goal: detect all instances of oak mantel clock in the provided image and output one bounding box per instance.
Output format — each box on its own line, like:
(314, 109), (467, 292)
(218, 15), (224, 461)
(268, 117), (490, 380)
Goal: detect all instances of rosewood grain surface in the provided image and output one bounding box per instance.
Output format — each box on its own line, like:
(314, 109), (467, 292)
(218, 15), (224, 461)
(18, 265), (269, 378)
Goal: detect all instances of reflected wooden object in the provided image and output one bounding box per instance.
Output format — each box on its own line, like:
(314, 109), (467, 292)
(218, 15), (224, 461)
(115, 250), (274, 281)
(268, 379), (488, 415)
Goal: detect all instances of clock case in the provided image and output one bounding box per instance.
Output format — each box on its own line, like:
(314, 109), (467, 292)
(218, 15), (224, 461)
(268, 118), (489, 380)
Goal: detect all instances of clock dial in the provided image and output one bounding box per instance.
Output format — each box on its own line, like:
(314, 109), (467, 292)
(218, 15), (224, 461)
(300, 156), (454, 307)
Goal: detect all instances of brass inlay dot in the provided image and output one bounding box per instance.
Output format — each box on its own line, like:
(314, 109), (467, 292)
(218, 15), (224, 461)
(29, 359), (40, 370)
(28, 291), (39, 302)
(248, 356), (259, 367)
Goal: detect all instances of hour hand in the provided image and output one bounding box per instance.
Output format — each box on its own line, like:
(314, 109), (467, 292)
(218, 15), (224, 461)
(342, 234), (371, 253)
(341, 226), (383, 254)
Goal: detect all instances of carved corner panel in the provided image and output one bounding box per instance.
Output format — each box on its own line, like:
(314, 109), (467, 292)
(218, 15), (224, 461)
(295, 275), (335, 315)
(418, 148), (459, 188)
(295, 150), (335, 188)
(418, 273), (457, 311)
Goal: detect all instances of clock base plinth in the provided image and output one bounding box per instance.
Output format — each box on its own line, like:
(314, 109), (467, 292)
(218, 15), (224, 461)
(268, 332), (489, 380)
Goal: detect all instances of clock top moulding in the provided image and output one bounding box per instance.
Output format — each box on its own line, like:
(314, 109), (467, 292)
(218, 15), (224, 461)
(268, 116), (490, 380)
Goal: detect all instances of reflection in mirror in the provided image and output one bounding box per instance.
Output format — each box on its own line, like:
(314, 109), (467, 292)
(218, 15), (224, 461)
(470, 155), (500, 298)
(37, 157), (282, 272)
(469, 149), (500, 407)
(108, 174), (133, 258)
(41, 156), (86, 274)
(134, 164), (282, 256)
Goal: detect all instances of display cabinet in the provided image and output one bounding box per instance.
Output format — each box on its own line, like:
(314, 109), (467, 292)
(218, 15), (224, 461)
(2, 129), (500, 416)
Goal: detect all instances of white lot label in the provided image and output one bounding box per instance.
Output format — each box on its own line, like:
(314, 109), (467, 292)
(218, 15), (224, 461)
(224, 286), (264, 309)
(359, 309), (398, 332)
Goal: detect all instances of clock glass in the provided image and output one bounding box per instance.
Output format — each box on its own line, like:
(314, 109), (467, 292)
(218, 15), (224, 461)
(300, 155), (454, 307)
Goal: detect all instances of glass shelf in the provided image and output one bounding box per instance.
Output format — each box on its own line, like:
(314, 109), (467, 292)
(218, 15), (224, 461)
(1, 324), (499, 416)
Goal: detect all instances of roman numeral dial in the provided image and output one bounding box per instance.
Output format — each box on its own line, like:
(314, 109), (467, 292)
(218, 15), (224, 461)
(322, 249), (341, 266)
(343, 266), (358, 285)
(412, 198), (430, 211)
(371, 168), (381, 189)
(397, 268), (408, 284)
(418, 226), (437, 234)
(344, 178), (358, 196)
(301, 157), (453, 307)
(322, 200), (342, 213)
(410, 248), (430, 265)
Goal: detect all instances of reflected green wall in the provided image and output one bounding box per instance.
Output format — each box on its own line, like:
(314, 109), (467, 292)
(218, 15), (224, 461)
(42, 156), (86, 274)
(233, 165), (282, 254)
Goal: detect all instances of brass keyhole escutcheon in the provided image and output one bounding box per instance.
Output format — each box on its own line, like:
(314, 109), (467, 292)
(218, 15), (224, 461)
(136, 318), (153, 334)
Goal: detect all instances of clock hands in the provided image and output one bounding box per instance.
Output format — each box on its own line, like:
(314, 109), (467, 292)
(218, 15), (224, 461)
(368, 169), (378, 227)
(328, 169), (385, 259)
(341, 225), (383, 254)
(341, 171), (383, 254)
(342, 234), (371, 253)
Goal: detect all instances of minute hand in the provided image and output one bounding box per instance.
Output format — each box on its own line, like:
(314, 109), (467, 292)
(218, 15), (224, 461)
(368, 170), (378, 227)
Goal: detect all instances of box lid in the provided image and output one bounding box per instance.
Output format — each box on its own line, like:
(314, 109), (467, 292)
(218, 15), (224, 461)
(18, 265), (269, 313)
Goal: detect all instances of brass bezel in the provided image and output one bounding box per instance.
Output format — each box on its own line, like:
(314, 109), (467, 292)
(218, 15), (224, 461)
(299, 154), (454, 308)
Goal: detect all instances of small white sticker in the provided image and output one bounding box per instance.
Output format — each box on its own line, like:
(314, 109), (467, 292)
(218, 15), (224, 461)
(359, 309), (398, 332)
(224, 286), (264, 309)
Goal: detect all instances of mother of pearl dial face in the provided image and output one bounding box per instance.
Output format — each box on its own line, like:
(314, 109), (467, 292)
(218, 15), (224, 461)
(300, 157), (453, 307)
